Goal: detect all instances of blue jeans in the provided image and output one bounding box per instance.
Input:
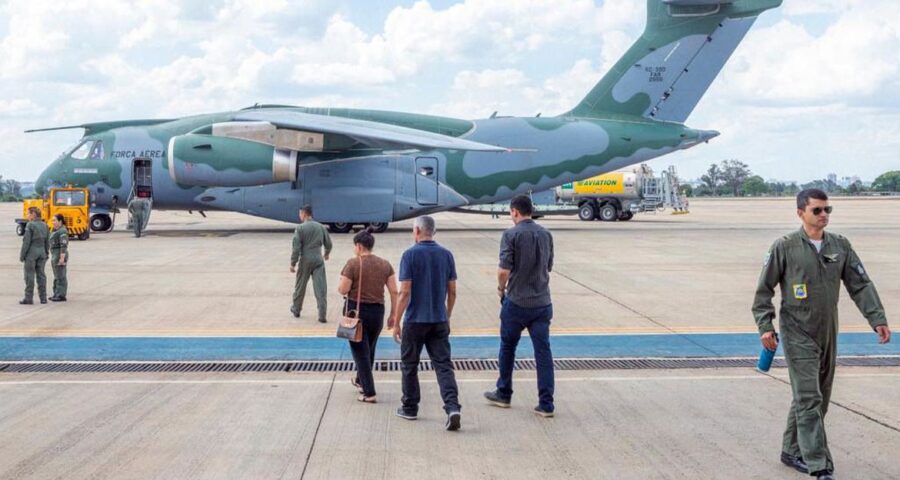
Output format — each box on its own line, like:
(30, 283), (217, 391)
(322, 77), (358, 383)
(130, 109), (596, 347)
(497, 298), (554, 411)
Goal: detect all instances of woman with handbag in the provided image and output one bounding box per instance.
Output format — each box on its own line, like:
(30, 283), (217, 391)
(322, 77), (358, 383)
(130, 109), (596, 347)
(337, 228), (399, 403)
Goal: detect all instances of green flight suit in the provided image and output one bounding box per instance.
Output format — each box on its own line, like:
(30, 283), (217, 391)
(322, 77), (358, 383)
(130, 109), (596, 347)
(290, 219), (333, 321)
(50, 226), (69, 299)
(20, 220), (50, 302)
(752, 228), (887, 474)
(128, 199), (149, 238)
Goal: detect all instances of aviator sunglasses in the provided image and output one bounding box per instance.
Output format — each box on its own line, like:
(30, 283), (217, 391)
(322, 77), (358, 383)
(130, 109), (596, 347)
(810, 206), (833, 215)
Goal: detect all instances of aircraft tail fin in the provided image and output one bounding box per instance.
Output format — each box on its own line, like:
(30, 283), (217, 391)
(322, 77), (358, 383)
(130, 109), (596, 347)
(565, 0), (781, 123)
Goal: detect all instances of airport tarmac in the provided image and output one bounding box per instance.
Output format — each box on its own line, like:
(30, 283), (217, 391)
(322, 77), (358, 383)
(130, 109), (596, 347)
(1, 197), (898, 339)
(0, 368), (898, 479)
(2, 197), (898, 479)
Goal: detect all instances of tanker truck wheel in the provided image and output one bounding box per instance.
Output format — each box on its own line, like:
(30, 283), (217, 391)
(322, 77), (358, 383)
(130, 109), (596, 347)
(328, 223), (353, 234)
(16, 222), (25, 236)
(599, 204), (619, 222)
(578, 204), (596, 222)
(618, 211), (634, 221)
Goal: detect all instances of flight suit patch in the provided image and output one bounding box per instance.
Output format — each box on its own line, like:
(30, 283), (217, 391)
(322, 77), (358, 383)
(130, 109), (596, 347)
(763, 252), (772, 267)
(855, 263), (866, 276)
(824, 253), (839, 263)
(792, 284), (808, 300)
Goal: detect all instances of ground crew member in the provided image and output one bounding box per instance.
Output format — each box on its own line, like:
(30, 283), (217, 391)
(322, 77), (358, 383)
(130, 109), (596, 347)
(49, 214), (69, 302)
(19, 206), (49, 305)
(289, 205), (332, 322)
(752, 188), (891, 480)
(128, 197), (149, 238)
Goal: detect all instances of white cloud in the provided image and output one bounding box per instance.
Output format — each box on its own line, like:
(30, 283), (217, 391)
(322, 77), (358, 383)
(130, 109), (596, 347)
(719, 1), (900, 104)
(1, 0), (898, 185)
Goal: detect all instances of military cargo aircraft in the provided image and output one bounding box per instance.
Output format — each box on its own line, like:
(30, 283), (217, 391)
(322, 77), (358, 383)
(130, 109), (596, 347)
(32, 0), (781, 234)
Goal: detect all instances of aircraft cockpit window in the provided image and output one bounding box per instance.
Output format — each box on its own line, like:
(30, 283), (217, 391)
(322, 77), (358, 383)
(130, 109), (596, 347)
(70, 141), (92, 160)
(53, 190), (87, 207)
(89, 141), (104, 160)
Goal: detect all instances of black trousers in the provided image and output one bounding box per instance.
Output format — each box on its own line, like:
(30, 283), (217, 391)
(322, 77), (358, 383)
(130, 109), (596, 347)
(346, 301), (385, 397)
(400, 322), (460, 414)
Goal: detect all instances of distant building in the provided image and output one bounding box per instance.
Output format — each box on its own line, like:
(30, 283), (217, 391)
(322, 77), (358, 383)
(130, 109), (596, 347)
(826, 173), (838, 185)
(839, 176), (861, 188)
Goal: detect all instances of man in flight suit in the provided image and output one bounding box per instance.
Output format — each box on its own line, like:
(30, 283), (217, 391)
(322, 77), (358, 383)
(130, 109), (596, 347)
(128, 197), (149, 238)
(19, 207), (50, 305)
(289, 205), (332, 322)
(752, 189), (891, 480)
(49, 214), (69, 302)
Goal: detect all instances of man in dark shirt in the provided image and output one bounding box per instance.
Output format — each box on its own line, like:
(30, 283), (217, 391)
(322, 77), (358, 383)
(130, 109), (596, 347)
(392, 215), (462, 431)
(485, 195), (556, 417)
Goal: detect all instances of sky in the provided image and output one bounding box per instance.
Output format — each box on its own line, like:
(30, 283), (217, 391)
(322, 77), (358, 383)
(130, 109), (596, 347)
(1, 0), (898, 183)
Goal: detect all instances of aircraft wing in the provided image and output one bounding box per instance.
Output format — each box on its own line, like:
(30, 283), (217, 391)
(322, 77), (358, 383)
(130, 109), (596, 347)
(234, 111), (507, 152)
(25, 119), (176, 136)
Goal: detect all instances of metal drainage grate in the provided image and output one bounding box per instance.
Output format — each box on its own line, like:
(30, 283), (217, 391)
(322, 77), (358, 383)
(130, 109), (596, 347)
(0, 356), (897, 374)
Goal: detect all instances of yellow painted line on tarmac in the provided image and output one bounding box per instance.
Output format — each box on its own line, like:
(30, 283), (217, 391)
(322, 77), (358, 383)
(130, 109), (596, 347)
(0, 324), (875, 337)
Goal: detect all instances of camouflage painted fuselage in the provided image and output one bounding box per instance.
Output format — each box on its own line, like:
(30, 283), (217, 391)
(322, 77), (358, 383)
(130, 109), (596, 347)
(35, 107), (712, 224)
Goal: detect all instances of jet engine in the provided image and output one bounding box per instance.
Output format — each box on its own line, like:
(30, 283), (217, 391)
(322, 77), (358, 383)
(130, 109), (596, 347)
(167, 133), (298, 187)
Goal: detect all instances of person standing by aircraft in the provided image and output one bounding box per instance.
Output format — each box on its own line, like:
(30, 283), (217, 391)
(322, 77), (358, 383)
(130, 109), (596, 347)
(392, 215), (462, 431)
(752, 189), (890, 480)
(290, 206), (332, 323)
(128, 197), (149, 238)
(484, 195), (556, 417)
(49, 214), (69, 302)
(19, 207), (49, 305)
(337, 228), (399, 403)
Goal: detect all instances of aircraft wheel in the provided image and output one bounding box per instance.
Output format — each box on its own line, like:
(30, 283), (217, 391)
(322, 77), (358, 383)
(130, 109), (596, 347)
(90, 214), (112, 232)
(16, 223), (25, 236)
(328, 223), (353, 234)
(599, 204), (619, 222)
(577, 204), (596, 222)
(77, 229), (90, 241)
(367, 222), (389, 233)
(618, 211), (634, 221)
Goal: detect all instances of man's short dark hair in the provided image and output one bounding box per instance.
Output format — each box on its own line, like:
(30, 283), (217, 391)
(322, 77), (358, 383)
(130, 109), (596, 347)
(509, 195), (534, 216)
(27, 207), (41, 218)
(797, 189), (828, 209)
(300, 205), (313, 216)
(54, 213), (65, 223)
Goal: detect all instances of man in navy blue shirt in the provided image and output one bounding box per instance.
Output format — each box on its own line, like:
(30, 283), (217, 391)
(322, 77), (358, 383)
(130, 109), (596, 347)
(392, 215), (461, 431)
(485, 195), (556, 417)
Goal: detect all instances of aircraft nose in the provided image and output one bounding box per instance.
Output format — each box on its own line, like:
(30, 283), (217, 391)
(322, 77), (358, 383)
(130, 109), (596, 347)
(35, 168), (49, 195)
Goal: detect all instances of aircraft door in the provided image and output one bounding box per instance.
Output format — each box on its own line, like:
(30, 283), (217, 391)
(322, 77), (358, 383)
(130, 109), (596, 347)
(415, 157), (438, 205)
(133, 158), (153, 199)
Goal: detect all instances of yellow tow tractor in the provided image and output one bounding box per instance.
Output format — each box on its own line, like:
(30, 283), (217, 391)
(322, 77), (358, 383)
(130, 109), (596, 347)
(15, 187), (91, 240)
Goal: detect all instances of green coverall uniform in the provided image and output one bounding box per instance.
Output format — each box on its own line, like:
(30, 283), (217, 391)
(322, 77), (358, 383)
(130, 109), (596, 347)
(128, 199), (149, 238)
(290, 220), (332, 322)
(49, 225), (69, 299)
(752, 229), (888, 474)
(20, 219), (50, 303)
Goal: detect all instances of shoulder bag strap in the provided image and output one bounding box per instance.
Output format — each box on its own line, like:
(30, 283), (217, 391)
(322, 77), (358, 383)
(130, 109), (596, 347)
(355, 256), (364, 308)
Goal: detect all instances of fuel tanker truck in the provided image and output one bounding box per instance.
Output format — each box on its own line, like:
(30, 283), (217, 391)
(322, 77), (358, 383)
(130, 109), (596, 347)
(555, 164), (688, 221)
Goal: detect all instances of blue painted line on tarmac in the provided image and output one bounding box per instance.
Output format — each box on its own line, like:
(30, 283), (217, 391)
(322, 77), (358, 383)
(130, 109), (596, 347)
(0, 333), (896, 362)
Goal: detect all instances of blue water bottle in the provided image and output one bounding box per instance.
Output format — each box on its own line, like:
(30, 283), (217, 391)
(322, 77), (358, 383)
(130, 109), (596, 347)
(757, 333), (778, 372)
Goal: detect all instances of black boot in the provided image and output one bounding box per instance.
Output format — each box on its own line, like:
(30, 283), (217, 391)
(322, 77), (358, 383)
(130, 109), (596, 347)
(780, 452), (808, 474)
(19, 298), (33, 305)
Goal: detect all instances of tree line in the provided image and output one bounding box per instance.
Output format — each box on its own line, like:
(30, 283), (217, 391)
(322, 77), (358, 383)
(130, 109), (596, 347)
(684, 160), (900, 197)
(0, 175), (23, 202)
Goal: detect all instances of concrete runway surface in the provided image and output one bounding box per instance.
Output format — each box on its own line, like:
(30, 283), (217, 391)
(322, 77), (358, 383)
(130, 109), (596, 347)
(1, 197), (898, 479)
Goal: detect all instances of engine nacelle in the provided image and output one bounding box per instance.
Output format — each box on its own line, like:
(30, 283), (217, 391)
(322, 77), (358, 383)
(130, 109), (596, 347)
(167, 134), (297, 187)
